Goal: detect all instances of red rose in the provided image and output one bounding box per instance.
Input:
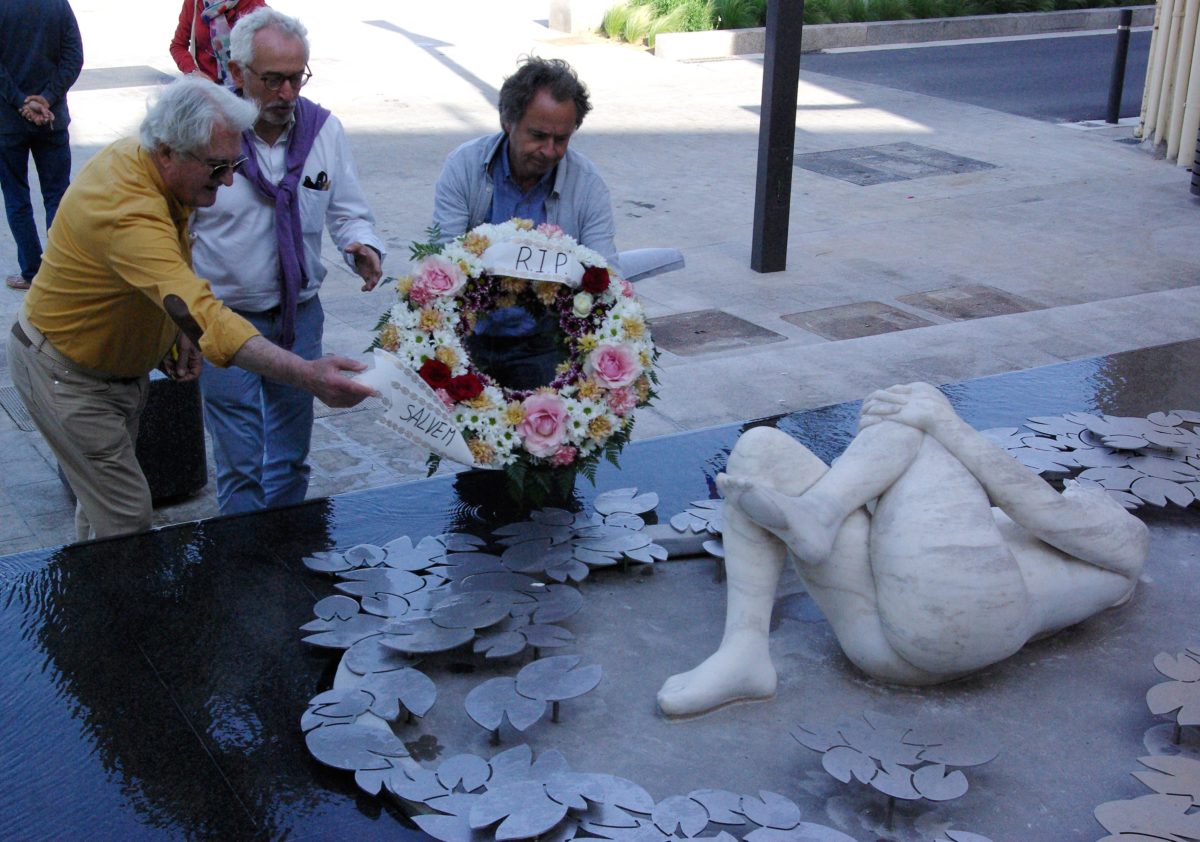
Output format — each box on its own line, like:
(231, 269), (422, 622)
(446, 373), (484, 402)
(581, 266), (610, 294)
(418, 359), (452, 390)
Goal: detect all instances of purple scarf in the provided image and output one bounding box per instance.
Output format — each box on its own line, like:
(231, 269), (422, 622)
(239, 96), (330, 350)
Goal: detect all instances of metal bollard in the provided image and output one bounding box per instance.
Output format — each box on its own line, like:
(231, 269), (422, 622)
(1107, 9), (1133, 124)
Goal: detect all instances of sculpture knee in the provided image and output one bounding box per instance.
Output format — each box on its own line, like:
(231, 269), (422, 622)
(727, 426), (827, 495)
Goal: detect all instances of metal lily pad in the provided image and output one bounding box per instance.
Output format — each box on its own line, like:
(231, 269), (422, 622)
(380, 618), (476, 654)
(465, 677), (547, 734)
(1094, 792), (1200, 840)
(301, 687), (374, 731)
(469, 779), (569, 839)
(515, 655), (602, 702)
(793, 710), (995, 820)
(984, 409), (1200, 509)
(738, 790), (802, 829)
(651, 794), (709, 836)
(593, 487), (659, 516)
(305, 722), (409, 771)
(669, 499), (723, 535)
(1132, 754), (1200, 800)
(1147, 647), (1200, 727)
(300, 610), (387, 649)
(357, 666), (437, 720)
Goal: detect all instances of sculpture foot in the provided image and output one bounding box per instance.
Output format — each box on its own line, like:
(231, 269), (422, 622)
(717, 473), (836, 564)
(657, 645), (777, 717)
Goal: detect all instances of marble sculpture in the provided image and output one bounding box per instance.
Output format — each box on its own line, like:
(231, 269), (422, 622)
(658, 383), (1149, 715)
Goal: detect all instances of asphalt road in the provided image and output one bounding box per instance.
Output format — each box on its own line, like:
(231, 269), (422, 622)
(800, 30), (1151, 122)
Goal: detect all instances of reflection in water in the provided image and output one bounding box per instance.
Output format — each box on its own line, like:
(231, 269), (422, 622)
(4, 501), (426, 839)
(465, 306), (566, 392)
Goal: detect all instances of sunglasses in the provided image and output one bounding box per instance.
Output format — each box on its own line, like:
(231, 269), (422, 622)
(184, 150), (248, 180)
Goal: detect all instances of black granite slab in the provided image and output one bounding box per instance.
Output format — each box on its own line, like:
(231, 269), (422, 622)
(3, 340), (1199, 841)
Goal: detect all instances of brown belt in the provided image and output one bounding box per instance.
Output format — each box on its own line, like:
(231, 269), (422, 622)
(11, 315), (139, 383)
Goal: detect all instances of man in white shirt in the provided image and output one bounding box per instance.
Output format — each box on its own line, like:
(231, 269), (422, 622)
(190, 7), (385, 514)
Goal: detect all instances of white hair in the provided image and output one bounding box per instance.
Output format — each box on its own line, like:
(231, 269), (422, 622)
(229, 8), (310, 66)
(139, 77), (257, 154)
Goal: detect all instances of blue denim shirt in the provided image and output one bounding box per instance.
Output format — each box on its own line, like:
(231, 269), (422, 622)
(432, 131), (621, 274)
(490, 137), (553, 229)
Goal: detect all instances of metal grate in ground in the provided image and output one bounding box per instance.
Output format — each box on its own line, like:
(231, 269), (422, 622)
(0, 386), (34, 431)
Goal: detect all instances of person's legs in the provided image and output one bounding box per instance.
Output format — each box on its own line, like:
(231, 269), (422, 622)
(29, 129), (71, 229)
(260, 296), (321, 508)
(0, 132), (40, 281)
(720, 419), (926, 565)
(202, 358), (267, 515)
(658, 426), (831, 716)
(9, 332), (152, 540)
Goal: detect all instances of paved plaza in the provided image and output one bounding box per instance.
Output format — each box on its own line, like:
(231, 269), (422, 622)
(0, 0), (1196, 553)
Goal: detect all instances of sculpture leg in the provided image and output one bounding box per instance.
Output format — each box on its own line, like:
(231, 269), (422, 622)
(657, 427), (828, 716)
(717, 420), (926, 564)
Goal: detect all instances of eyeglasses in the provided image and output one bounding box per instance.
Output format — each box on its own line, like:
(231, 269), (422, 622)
(244, 64), (312, 92)
(184, 151), (247, 180)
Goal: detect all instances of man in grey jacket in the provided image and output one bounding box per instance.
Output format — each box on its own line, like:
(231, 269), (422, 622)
(431, 56), (618, 271)
(431, 57), (619, 388)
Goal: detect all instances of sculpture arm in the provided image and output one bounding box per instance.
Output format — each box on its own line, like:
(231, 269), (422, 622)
(860, 383), (1146, 573)
(860, 383), (1066, 513)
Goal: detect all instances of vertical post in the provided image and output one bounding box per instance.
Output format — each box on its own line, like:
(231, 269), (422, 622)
(751, 0), (805, 273)
(1107, 9), (1134, 123)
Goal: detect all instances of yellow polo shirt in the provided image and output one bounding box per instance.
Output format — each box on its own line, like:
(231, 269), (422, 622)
(24, 138), (259, 378)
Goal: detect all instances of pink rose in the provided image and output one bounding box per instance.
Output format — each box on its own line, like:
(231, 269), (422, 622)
(549, 445), (577, 466)
(619, 278), (635, 298)
(518, 392), (570, 457)
(409, 256), (465, 305)
(536, 222), (565, 238)
(434, 388), (455, 410)
(586, 344), (639, 389)
(605, 386), (636, 416)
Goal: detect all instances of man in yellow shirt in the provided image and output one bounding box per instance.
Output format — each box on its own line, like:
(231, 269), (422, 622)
(7, 77), (375, 541)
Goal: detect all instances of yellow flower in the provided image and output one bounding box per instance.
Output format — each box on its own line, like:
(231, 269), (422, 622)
(622, 315), (646, 340)
(501, 402), (525, 426)
(464, 311), (477, 331)
(587, 415), (613, 441)
(579, 334), (598, 352)
(435, 345), (459, 368)
(458, 259), (470, 275)
(462, 232), (490, 256)
(465, 393), (494, 410)
(513, 218), (534, 231)
(396, 275), (414, 295)
(501, 277), (527, 294)
(418, 307), (444, 332)
(535, 282), (559, 306)
(578, 378), (602, 400)
(555, 360), (572, 376)
(468, 438), (496, 465)
(377, 324), (401, 352)
(635, 375), (652, 402)
(497, 294), (518, 309)
(639, 348), (652, 368)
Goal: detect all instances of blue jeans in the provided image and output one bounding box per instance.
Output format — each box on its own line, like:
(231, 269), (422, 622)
(0, 129), (71, 280)
(201, 295), (323, 515)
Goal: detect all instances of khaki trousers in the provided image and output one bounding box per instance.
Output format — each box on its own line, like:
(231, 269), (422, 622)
(8, 327), (151, 541)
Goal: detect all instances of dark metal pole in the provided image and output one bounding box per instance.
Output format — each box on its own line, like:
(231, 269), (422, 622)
(751, 0), (805, 273)
(1106, 9), (1134, 124)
